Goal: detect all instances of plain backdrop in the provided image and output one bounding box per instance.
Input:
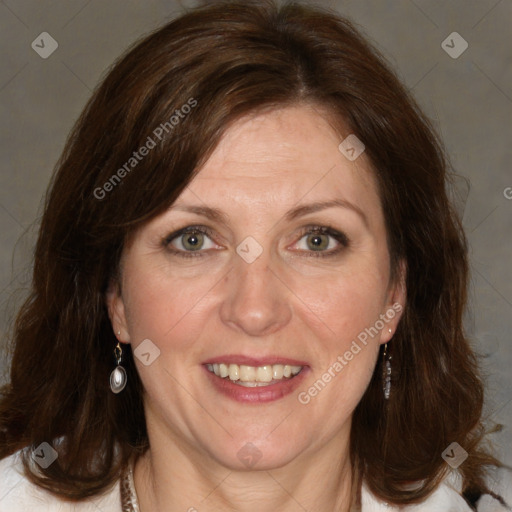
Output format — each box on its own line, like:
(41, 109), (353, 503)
(1, 0), (511, 466)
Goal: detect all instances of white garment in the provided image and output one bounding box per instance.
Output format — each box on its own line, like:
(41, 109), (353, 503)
(0, 450), (510, 511)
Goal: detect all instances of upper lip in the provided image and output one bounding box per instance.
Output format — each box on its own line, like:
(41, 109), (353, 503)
(202, 354), (308, 367)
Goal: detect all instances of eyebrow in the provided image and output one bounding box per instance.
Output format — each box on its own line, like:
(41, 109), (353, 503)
(284, 199), (368, 227)
(169, 198), (368, 228)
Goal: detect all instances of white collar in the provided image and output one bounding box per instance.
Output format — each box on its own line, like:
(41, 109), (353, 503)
(3, 450), (509, 511)
(361, 472), (474, 511)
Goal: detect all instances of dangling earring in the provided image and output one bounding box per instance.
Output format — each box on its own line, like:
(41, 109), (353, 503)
(382, 330), (392, 400)
(110, 336), (127, 394)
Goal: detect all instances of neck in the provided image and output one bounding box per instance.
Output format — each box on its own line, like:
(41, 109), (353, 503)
(133, 428), (357, 512)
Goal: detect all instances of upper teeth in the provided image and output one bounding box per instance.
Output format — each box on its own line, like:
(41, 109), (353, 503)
(207, 363), (303, 383)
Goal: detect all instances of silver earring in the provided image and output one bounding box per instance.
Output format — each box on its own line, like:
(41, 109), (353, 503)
(110, 341), (127, 394)
(382, 343), (392, 400)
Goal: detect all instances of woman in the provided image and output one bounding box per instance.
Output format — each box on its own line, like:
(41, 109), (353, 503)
(0, 1), (510, 510)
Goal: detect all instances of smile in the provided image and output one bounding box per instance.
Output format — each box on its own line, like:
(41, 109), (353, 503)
(206, 363), (303, 387)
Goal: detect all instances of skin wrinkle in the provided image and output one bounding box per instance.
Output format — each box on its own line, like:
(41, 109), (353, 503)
(107, 105), (406, 512)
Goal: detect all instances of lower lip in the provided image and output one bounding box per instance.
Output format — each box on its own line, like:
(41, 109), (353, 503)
(203, 365), (309, 403)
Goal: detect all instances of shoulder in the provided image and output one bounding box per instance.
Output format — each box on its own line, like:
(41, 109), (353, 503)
(361, 467), (512, 512)
(0, 449), (122, 512)
(476, 465), (512, 511)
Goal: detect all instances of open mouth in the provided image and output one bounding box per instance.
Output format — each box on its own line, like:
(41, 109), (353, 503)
(205, 363), (303, 387)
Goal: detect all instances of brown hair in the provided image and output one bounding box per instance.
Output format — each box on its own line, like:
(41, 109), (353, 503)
(0, 0), (501, 505)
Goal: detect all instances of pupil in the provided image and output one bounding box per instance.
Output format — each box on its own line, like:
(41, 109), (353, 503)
(309, 234), (326, 250)
(184, 233), (202, 250)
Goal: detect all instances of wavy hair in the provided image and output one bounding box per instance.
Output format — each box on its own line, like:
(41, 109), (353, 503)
(0, 0), (500, 505)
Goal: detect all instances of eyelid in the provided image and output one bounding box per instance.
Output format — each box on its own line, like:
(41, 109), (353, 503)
(290, 224), (349, 257)
(162, 223), (349, 258)
(162, 225), (221, 259)
(298, 224), (349, 245)
(163, 225), (216, 246)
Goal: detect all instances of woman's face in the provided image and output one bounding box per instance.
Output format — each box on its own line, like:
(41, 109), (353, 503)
(108, 104), (405, 472)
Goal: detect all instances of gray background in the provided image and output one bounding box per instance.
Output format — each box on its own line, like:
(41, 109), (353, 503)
(1, 0), (511, 466)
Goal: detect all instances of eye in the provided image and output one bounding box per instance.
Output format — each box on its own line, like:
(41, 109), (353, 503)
(163, 224), (348, 259)
(163, 226), (218, 257)
(292, 225), (349, 257)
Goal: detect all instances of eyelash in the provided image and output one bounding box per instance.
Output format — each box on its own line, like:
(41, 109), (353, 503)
(162, 225), (349, 259)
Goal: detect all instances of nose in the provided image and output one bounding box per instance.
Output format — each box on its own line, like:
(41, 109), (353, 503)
(219, 248), (292, 337)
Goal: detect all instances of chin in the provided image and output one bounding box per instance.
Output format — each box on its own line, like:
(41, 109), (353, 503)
(203, 435), (307, 472)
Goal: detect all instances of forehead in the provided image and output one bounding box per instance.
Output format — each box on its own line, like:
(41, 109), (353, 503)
(176, 105), (384, 230)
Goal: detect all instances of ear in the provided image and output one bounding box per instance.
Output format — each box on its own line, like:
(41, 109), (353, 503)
(379, 258), (406, 344)
(105, 279), (131, 343)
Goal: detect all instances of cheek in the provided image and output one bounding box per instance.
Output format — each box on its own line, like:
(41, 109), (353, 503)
(291, 258), (390, 346)
(121, 260), (221, 352)
(294, 269), (385, 422)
